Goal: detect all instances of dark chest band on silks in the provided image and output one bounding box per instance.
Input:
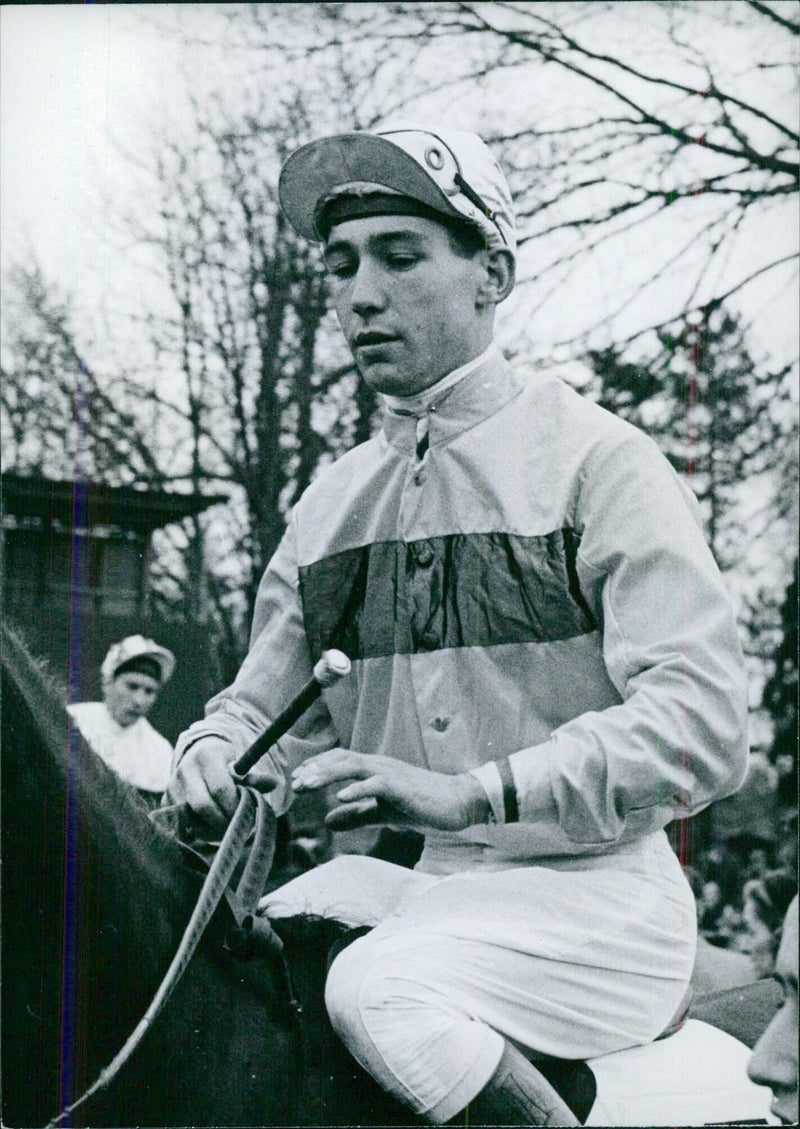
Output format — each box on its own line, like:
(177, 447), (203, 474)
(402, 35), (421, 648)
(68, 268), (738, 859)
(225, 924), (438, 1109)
(317, 193), (485, 243)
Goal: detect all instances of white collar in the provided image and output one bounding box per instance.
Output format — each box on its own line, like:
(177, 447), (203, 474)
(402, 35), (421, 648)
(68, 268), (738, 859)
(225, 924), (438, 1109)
(383, 344), (499, 416)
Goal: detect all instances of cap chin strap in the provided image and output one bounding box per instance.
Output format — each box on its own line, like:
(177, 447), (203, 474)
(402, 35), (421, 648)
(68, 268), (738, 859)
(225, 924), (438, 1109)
(453, 172), (500, 229)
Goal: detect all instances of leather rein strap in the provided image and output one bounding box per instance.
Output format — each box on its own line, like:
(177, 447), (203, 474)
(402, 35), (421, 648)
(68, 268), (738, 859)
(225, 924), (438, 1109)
(46, 786), (281, 1128)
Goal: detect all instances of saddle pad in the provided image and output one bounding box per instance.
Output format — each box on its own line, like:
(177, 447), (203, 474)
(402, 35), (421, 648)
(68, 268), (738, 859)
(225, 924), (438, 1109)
(584, 1019), (776, 1126)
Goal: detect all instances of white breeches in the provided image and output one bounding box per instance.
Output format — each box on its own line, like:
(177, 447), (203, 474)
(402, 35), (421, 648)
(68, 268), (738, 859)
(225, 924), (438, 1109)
(260, 835), (696, 1123)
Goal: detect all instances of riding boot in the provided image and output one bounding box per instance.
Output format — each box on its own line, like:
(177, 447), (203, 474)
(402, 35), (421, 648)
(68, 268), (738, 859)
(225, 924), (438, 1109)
(442, 1040), (579, 1126)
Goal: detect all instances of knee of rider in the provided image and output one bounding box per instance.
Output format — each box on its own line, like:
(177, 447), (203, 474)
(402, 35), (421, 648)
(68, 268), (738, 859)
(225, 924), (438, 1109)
(325, 934), (384, 1042)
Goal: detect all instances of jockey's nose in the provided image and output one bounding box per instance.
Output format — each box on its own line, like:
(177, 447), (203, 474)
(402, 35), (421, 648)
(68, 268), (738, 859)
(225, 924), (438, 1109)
(132, 686), (156, 711)
(350, 258), (387, 317)
(748, 1002), (796, 1093)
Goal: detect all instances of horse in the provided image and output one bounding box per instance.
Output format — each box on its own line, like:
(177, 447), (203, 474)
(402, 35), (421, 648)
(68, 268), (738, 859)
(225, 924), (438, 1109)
(2, 622), (781, 1127)
(1, 623), (419, 1127)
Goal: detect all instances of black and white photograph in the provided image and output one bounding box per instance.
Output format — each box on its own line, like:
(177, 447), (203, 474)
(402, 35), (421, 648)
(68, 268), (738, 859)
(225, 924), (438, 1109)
(1, 3), (798, 1127)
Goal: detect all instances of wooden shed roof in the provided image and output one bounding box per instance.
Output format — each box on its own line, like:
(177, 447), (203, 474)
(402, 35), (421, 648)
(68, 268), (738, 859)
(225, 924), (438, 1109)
(1, 474), (228, 535)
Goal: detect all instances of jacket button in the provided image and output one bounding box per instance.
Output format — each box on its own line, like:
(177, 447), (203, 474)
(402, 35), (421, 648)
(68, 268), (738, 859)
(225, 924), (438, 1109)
(430, 716), (450, 732)
(418, 629), (439, 651)
(413, 541), (435, 567)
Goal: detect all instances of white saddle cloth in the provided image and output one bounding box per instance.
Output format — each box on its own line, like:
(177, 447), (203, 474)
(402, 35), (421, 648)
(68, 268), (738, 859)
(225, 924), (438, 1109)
(586, 1019), (776, 1126)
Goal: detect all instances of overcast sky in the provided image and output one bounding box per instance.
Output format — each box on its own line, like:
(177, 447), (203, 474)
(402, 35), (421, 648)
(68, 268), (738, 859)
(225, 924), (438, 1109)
(2, 3), (797, 372)
(1, 7), (180, 327)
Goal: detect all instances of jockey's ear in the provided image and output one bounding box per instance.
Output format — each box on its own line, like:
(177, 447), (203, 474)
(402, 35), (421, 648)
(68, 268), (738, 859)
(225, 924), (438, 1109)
(477, 247), (514, 308)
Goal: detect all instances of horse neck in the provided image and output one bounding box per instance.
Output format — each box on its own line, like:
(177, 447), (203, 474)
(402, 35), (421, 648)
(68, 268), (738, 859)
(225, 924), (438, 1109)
(2, 623), (196, 1026)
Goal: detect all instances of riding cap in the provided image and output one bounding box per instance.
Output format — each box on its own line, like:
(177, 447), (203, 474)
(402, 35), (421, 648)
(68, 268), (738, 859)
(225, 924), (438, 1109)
(101, 635), (176, 686)
(278, 125), (516, 257)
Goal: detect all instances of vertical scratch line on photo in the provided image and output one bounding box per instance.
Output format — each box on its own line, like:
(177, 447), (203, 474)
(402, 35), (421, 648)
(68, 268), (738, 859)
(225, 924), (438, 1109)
(60, 359), (89, 1121)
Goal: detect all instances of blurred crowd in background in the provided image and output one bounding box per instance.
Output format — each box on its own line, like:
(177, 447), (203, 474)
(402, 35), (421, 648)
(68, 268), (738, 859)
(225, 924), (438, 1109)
(685, 747), (797, 983)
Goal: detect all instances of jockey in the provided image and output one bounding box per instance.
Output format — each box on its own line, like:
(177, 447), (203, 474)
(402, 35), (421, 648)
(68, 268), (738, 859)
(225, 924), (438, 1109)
(69, 634), (176, 801)
(166, 126), (748, 1126)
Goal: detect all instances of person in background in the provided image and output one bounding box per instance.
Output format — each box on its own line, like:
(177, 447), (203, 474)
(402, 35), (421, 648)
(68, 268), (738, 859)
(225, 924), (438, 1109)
(744, 845), (774, 881)
(68, 635), (175, 805)
(737, 870), (798, 979)
(748, 895), (798, 1125)
(711, 747), (779, 865)
(684, 866), (756, 992)
(699, 877), (726, 933)
(776, 810), (798, 875)
(695, 844), (745, 943)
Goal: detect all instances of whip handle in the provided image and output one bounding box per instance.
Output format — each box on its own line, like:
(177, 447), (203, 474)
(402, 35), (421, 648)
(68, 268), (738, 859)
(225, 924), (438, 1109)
(232, 650), (350, 776)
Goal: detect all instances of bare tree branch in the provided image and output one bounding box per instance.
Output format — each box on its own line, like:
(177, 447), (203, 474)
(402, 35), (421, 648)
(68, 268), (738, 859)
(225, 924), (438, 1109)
(746, 0), (800, 35)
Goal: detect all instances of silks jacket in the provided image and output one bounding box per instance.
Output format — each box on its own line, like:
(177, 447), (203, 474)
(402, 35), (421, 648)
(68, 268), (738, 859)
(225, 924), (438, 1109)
(174, 349), (748, 871)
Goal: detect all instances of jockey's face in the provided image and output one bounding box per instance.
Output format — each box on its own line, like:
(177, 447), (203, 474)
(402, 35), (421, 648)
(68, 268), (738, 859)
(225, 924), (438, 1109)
(105, 671), (161, 728)
(324, 214), (508, 397)
(748, 896), (798, 1124)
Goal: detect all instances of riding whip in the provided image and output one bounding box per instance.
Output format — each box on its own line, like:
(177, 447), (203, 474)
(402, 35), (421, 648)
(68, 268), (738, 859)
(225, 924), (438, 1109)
(233, 649), (351, 776)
